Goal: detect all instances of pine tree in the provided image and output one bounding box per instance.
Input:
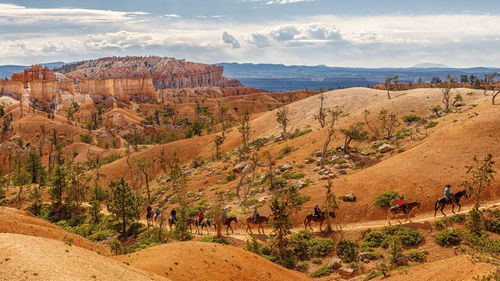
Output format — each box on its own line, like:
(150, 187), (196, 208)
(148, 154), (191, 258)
(108, 178), (140, 233)
(324, 180), (338, 233)
(49, 164), (68, 206)
(29, 186), (43, 216)
(26, 149), (46, 185)
(89, 183), (109, 223)
(269, 192), (292, 263)
(238, 111), (251, 147)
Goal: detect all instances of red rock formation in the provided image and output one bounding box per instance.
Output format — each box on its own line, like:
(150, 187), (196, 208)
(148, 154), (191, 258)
(79, 77), (155, 106)
(57, 81), (75, 93)
(29, 81), (56, 109)
(11, 65), (56, 87)
(0, 81), (24, 98)
(63, 56), (241, 89)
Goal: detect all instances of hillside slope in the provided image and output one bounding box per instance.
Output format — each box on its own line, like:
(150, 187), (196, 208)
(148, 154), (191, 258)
(0, 233), (168, 281)
(115, 241), (308, 281)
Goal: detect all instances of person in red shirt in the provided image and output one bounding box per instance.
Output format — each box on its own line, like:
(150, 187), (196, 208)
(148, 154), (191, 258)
(398, 196), (408, 213)
(146, 205), (152, 219)
(198, 209), (205, 224)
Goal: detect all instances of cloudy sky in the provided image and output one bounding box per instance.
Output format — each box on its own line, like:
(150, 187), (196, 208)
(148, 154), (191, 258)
(1, 0), (499, 67)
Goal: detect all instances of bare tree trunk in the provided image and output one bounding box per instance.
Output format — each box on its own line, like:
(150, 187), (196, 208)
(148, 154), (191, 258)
(320, 130), (333, 169)
(493, 91), (499, 105)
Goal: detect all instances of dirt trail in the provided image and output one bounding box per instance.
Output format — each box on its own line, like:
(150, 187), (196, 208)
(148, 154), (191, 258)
(213, 201), (500, 241)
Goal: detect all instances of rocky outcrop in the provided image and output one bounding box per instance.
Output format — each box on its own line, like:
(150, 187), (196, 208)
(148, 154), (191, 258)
(11, 65), (56, 86)
(29, 81), (57, 109)
(0, 81), (23, 98)
(63, 56), (241, 89)
(79, 77), (155, 106)
(57, 81), (75, 93)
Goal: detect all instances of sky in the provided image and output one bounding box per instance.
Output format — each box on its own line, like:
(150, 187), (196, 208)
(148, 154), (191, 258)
(0, 0), (500, 67)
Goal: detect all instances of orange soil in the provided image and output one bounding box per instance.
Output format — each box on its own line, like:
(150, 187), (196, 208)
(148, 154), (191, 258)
(114, 241), (308, 281)
(0, 207), (106, 253)
(0, 233), (169, 281)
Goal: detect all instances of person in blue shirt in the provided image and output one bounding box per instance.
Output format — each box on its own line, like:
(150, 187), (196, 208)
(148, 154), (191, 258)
(444, 185), (454, 203)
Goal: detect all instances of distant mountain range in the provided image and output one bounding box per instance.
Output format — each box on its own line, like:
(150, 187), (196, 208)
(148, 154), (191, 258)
(217, 62), (500, 91)
(0, 62), (64, 80)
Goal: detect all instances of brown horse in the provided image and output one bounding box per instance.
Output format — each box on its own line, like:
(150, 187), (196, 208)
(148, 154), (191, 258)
(387, 201), (420, 225)
(303, 211), (336, 232)
(434, 190), (468, 217)
(194, 218), (212, 235)
(221, 216), (238, 234)
(168, 217), (194, 233)
(246, 216), (269, 234)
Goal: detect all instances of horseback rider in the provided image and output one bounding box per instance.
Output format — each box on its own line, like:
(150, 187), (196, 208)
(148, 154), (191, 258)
(154, 207), (161, 220)
(314, 204), (322, 218)
(444, 185), (454, 203)
(222, 209), (227, 224)
(170, 208), (177, 223)
(252, 207), (260, 224)
(198, 208), (205, 224)
(398, 196), (408, 213)
(146, 205), (153, 219)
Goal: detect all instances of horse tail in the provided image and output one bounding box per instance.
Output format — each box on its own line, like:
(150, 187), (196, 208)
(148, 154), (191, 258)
(434, 199), (438, 211)
(303, 215), (308, 226)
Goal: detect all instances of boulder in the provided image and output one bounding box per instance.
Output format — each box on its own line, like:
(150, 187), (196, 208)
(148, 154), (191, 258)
(294, 180), (307, 189)
(258, 196), (267, 203)
(378, 143), (394, 153)
(338, 267), (354, 277)
(315, 151), (323, 157)
(233, 162), (247, 173)
(241, 163), (253, 174)
(342, 193), (357, 202)
(334, 163), (351, 169)
(331, 155), (340, 162)
(320, 175), (333, 180)
(280, 162), (293, 171)
(315, 157), (323, 166)
(305, 158), (314, 164)
(327, 258), (342, 269)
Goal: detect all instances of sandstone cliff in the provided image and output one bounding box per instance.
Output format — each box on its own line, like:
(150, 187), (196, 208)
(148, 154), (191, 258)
(0, 81), (24, 98)
(29, 81), (57, 109)
(79, 77), (155, 106)
(62, 56), (241, 89)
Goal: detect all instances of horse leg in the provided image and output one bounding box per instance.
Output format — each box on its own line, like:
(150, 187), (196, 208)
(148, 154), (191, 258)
(319, 220), (323, 232)
(441, 204), (446, 216)
(451, 203), (455, 214)
(456, 201), (461, 212)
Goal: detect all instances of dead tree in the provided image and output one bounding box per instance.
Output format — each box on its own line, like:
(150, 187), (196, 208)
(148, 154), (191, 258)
(314, 93), (326, 128)
(276, 107), (290, 139)
(384, 75), (399, 99)
(320, 106), (344, 169)
(378, 109), (400, 139)
(439, 75), (456, 112)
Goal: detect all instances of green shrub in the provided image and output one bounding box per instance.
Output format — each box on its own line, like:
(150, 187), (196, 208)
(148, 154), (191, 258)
(290, 230), (316, 260)
(79, 134), (93, 144)
(465, 208), (484, 234)
(365, 252), (383, 260)
(291, 194), (311, 206)
(200, 235), (229, 245)
(309, 264), (334, 278)
(246, 237), (264, 255)
(291, 129), (312, 139)
(425, 121), (438, 129)
(402, 115), (425, 124)
(387, 227), (424, 247)
(485, 220), (500, 234)
(282, 171), (305, 179)
(310, 257), (322, 264)
(276, 146), (296, 159)
(307, 238), (334, 258)
(374, 190), (400, 208)
(404, 249), (426, 262)
(337, 239), (358, 263)
(296, 261), (309, 272)
(110, 238), (124, 255)
(435, 228), (463, 247)
(363, 231), (387, 248)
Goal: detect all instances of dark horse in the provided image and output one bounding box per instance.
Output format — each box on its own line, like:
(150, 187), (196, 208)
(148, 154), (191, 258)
(434, 190), (468, 217)
(220, 216), (238, 234)
(304, 211), (336, 232)
(168, 216), (195, 233)
(246, 216), (269, 234)
(387, 201), (421, 225)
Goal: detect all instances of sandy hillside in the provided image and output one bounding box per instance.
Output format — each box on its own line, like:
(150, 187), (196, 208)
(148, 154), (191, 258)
(0, 207), (105, 253)
(0, 233), (169, 281)
(114, 241), (308, 281)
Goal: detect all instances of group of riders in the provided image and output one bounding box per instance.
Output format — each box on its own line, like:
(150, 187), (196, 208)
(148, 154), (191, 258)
(146, 184), (458, 230)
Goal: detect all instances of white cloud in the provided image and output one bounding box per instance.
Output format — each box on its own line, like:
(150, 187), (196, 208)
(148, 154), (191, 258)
(248, 32), (272, 48)
(0, 3), (147, 24)
(222, 31), (241, 48)
(266, 0), (315, 5)
(163, 14), (181, 18)
(270, 25), (300, 41)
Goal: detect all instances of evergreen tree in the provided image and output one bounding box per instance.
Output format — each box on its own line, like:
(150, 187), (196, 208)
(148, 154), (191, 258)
(12, 160), (30, 187)
(49, 164), (68, 206)
(28, 186), (43, 216)
(324, 180), (338, 233)
(26, 149), (46, 185)
(269, 192), (293, 263)
(89, 183), (109, 223)
(108, 178), (140, 233)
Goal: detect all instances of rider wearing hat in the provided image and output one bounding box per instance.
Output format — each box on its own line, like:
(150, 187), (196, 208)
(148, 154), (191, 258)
(314, 204), (322, 218)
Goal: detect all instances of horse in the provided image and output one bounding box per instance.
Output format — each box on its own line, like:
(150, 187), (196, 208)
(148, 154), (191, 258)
(434, 190), (468, 217)
(246, 216), (269, 234)
(194, 218), (213, 235)
(221, 216), (238, 234)
(303, 211), (336, 232)
(168, 216), (194, 233)
(387, 201), (421, 225)
(146, 210), (154, 227)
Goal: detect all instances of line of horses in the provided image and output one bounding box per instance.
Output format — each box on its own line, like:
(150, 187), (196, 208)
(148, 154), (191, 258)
(148, 189), (469, 234)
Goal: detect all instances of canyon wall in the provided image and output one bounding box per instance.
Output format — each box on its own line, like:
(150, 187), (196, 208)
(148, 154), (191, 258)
(57, 81), (75, 93)
(29, 81), (57, 109)
(79, 77), (155, 105)
(0, 81), (24, 98)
